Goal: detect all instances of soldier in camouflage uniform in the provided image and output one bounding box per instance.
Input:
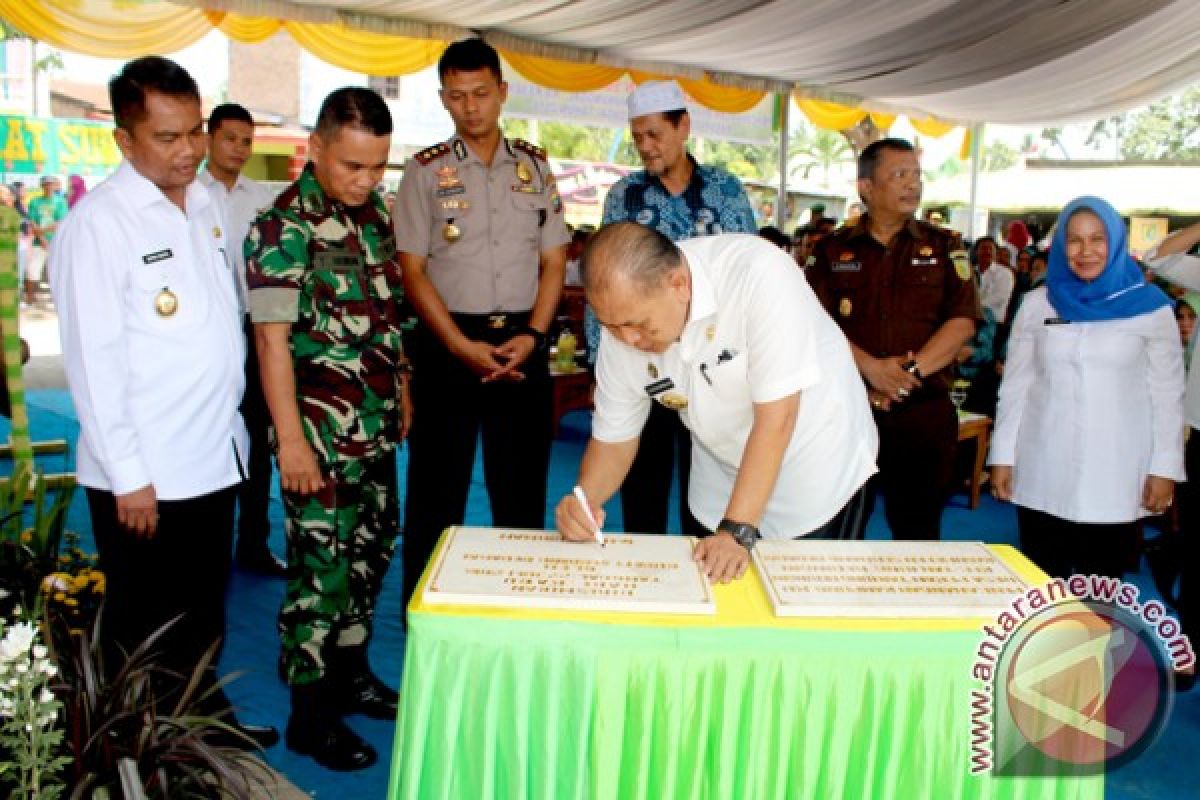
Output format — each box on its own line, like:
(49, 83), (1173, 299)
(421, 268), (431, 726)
(245, 87), (406, 772)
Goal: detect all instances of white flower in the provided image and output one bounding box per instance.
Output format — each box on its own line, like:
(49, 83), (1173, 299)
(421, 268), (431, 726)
(14, 661), (28, 675)
(38, 688), (53, 704)
(42, 664), (57, 678)
(32, 644), (47, 660)
(0, 621), (37, 661)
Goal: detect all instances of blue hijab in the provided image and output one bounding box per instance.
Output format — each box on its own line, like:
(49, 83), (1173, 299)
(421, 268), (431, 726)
(1046, 195), (1172, 322)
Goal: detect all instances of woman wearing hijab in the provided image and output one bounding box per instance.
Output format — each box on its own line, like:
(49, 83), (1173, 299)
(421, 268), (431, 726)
(66, 174), (87, 209)
(989, 196), (1185, 580)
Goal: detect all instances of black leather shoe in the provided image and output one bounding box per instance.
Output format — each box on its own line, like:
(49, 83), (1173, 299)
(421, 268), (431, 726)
(343, 670), (399, 720)
(236, 544), (287, 578)
(286, 715), (377, 771)
(211, 722), (280, 751)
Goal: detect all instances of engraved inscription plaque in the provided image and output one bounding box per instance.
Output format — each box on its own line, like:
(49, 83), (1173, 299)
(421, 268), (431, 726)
(423, 527), (716, 614)
(753, 540), (1029, 617)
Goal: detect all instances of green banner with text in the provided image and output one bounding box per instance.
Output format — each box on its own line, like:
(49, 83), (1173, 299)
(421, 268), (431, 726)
(0, 115), (120, 177)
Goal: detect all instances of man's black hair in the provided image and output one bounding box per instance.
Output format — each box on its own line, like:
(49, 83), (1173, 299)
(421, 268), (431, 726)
(208, 102), (254, 134)
(758, 226), (791, 250)
(438, 38), (503, 83)
(108, 56), (200, 131)
(857, 137), (916, 181)
(314, 87), (393, 140)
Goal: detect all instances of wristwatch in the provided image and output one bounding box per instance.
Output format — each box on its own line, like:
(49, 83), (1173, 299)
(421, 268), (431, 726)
(900, 358), (924, 380)
(516, 325), (547, 352)
(716, 518), (759, 551)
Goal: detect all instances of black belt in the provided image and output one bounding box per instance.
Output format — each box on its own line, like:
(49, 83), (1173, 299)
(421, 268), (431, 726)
(447, 311), (533, 342)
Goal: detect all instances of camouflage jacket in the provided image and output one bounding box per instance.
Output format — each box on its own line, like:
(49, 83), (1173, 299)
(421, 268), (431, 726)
(245, 163), (404, 466)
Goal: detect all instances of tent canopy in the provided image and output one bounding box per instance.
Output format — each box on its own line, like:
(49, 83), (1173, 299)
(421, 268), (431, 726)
(170, 0), (1200, 125)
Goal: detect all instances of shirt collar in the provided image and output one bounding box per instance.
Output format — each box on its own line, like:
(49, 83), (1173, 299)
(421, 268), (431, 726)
(678, 247), (718, 361)
(450, 135), (516, 167)
(112, 160), (212, 216)
(199, 167), (253, 196)
(846, 213), (923, 243)
(294, 162), (330, 216)
(645, 152), (703, 193)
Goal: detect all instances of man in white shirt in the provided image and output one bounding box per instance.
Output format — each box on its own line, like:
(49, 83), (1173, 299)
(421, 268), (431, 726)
(51, 56), (277, 749)
(975, 236), (1015, 324)
(198, 103), (285, 577)
(556, 223), (878, 583)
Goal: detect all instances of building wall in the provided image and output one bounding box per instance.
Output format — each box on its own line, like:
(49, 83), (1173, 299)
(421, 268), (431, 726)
(228, 31), (301, 125)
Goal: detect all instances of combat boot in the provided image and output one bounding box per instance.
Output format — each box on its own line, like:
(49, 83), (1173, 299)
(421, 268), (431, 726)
(286, 682), (377, 771)
(335, 645), (400, 720)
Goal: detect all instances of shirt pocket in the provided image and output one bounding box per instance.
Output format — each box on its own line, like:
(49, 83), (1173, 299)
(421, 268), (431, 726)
(310, 264), (374, 345)
(509, 191), (544, 245)
(897, 264), (946, 325)
(692, 354), (753, 465)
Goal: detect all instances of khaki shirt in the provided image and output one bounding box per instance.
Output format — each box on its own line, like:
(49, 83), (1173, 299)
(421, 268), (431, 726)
(394, 136), (569, 313)
(808, 215), (981, 389)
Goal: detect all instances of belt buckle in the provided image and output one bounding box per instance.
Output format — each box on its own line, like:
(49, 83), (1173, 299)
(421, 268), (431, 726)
(488, 313), (508, 329)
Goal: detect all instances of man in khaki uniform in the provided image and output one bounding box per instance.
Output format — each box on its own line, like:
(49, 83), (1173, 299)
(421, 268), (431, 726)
(393, 38), (568, 609)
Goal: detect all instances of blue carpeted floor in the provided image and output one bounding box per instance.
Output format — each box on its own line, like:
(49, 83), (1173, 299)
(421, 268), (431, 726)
(14, 389), (1198, 798)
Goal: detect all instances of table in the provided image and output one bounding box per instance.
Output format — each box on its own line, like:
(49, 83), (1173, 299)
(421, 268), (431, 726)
(958, 411), (993, 509)
(549, 364), (592, 436)
(390, 538), (1101, 800)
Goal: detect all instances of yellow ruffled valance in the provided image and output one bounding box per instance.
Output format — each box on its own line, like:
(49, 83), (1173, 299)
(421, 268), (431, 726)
(0, 0), (958, 136)
(793, 96), (957, 139)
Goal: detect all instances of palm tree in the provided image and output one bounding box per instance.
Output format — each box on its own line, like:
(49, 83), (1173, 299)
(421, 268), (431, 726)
(788, 126), (855, 187)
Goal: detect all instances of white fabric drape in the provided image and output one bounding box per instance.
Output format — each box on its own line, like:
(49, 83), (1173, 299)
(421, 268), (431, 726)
(170, 0), (1200, 124)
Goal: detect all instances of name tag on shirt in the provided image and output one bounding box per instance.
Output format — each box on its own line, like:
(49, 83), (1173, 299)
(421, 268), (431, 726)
(142, 249), (173, 265)
(832, 260), (861, 272)
(645, 377), (675, 396)
(314, 250), (365, 273)
(1044, 317), (1071, 325)
(911, 257), (938, 266)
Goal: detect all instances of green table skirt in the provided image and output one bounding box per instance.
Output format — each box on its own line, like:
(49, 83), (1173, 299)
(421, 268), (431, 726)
(390, 613), (1101, 799)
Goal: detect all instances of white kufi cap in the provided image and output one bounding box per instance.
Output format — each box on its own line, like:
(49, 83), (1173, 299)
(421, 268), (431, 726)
(627, 80), (688, 120)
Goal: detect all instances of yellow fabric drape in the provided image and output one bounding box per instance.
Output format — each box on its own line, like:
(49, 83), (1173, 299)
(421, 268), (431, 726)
(501, 53), (767, 114)
(869, 111), (897, 130)
(676, 78), (765, 114)
(0, 0), (211, 57)
(207, 11), (282, 44)
(911, 116), (957, 138)
(501, 52), (626, 93)
(282, 21), (445, 77)
(795, 96), (960, 139)
(794, 98), (869, 130)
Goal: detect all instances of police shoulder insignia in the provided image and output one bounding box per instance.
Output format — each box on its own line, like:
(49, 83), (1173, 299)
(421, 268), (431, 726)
(950, 249), (971, 282)
(512, 138), (548, 162)
(414, 142), (448, 165)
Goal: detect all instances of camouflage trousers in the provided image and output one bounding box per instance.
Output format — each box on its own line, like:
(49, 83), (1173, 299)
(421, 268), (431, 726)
(278, 450), (398, 686)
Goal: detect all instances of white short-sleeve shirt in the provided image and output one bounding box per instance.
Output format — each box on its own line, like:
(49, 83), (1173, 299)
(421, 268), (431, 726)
(593, 234), (878, 537)
(51, 162), (249, 500)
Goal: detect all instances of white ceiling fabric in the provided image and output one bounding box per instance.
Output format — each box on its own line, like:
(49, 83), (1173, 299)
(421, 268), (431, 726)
(179, 0), (1200, 124)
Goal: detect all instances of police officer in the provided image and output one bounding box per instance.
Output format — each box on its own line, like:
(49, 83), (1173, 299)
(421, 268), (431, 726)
(808, 138), (980, 541)
(591, 80), (757, 538)
(246, 87), (409, 771)
(394, 38), (568, 607)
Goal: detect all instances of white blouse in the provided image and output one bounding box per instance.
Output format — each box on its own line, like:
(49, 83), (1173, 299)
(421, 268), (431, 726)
(989, 287), (1185, 523)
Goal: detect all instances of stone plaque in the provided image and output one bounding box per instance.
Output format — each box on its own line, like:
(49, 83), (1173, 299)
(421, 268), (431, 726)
(753, 540), (1029, 618)
(423, 527), (716, 614)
